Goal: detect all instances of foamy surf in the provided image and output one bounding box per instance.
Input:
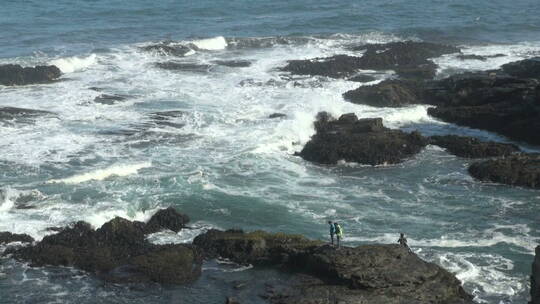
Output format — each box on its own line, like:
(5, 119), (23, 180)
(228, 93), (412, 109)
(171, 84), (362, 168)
(47, 162), (152, 184)
(190, 36), (228, 50)
(49, 54), (97, 73)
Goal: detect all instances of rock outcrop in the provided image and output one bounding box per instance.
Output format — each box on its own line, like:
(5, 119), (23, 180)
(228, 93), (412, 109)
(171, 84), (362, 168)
(6, 208), (202, 285)
(343, 79), (425, 107)
(281, 41), (460, 80)
(468, 154), (540, 189)
(144, 207), (190, 234)
(0, 64), (61, 86)
(501, 57), (540, 79)
(532, 246), (540, 304)
(430, 135), (519, 158)
(0, 232), (34, 244)
(194, 229), (473, 304)
(297, 112), (427, 165)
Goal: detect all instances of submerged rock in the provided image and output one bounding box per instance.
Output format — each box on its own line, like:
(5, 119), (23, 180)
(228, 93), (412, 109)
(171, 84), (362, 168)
(213, 60), (252, 67)
(468, 154), (540, 188)
(140, 43), (193, 57)
(194, 229), (472, 304)
(297, 112), (427, 165)
(347, 74), (377, 83)
(93, 94), (129, 105)
(155, 62), (213, 72)
(0, 107), (55, 124)
(0, 64), (61, 86)
(532, 246), (540, 304)
(7, 208), (202, 285)
(268, 113), (286, 119)
(430, 135), (519, 158)
(0, 232), (34, 244)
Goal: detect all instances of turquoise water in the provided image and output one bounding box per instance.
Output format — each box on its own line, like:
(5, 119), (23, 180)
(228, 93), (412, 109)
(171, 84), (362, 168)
(1, 1), (539, 303)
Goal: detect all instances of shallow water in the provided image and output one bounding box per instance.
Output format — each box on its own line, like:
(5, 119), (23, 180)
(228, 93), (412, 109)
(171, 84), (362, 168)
(1, 1), (540, 303)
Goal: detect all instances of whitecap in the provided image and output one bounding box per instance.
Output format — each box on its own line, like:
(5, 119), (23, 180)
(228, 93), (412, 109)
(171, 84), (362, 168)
(49, 54), (97, 73)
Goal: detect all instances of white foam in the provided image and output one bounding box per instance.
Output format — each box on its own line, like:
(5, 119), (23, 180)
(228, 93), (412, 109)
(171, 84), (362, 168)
(190, 36), (228, 50)
(47, 162), (152, 184)
(49, 54), (97, 73)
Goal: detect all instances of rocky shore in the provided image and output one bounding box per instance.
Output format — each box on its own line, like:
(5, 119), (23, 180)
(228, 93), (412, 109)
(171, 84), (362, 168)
(279, 40), (540, 189)
(1, 208), (475, 303)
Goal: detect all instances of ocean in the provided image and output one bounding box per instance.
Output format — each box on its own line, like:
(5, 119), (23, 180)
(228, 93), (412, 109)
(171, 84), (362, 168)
(1, 0), (539, 303)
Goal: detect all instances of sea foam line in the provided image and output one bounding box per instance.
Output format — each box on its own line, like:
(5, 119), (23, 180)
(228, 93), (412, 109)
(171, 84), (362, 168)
(46, 162), (151, 184)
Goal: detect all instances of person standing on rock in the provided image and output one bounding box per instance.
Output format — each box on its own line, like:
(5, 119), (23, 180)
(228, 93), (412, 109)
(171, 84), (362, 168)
(334, 222), (343, 248)
(328, 221), (335, 246)
(398, 233), (411, 252)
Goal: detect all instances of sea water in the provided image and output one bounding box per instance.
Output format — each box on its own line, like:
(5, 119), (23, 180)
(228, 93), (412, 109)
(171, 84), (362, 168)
(1, 1), (539, 303)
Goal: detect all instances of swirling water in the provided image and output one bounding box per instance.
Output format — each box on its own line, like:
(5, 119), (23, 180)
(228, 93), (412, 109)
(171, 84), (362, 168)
(1, 1), (539, 303)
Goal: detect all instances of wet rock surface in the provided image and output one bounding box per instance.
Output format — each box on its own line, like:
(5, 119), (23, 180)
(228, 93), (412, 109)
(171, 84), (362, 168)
(429, 135), (519, 158)
(501, 57), (540, 79)
(140, 43), (193, 57)
(213, 60), (252, 67)
(144, 207), (190, 234)
(297, 112), (427, 165)
(468, 154), (540, 189)
(0, 64), (62, 86)
(281, 41), (459, 80)
(343, 79), (425, 107)
(0, 232), (34, 244)
(194, 229), (473, 304)
(0, 107), (55, 125)
(155, 62), (213, 72)
(532, 246), (540, 304)
(5, 208), (202, 285)
(93, 94), (129, 105)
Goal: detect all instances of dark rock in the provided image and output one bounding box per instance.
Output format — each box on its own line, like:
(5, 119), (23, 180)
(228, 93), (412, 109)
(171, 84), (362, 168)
(430, 135), (519, 158)
(268, 113), (286, 119)
(0, 64), (62, 86)
(424, 71), (540, 145)
(502, 57), (540, 79)
(297, 112), (427, 165)
(352, 41), (460, 68)
(155, 62), (212, 72)
(193, 229), (321, 265)
(468, 154), (540, 188)
(532, 246), (540, 304)
(8, 209), (201, 285)
(457, 54), (489, 61)
(0, 107), (55, 125)
(456, 54), (506, 62)
(130, 244), (202, 285)
(93, 94), (128, 105)
(141, 43), (192, 57)
(281, 55), (363, 78)
(348, 74), (377, 83)
(343, 79), (425, 107)
(0, 232), (34, 244)
(144, 207), (190, 234)
(213, 60), (252, 67)
(194, 229), (472, 304)
(225, 297), (240, 304)
(281, 41), (459, 80)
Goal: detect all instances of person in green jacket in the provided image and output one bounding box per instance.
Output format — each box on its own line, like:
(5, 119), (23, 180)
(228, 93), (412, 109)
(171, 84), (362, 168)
(334, 222), (343, 248)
